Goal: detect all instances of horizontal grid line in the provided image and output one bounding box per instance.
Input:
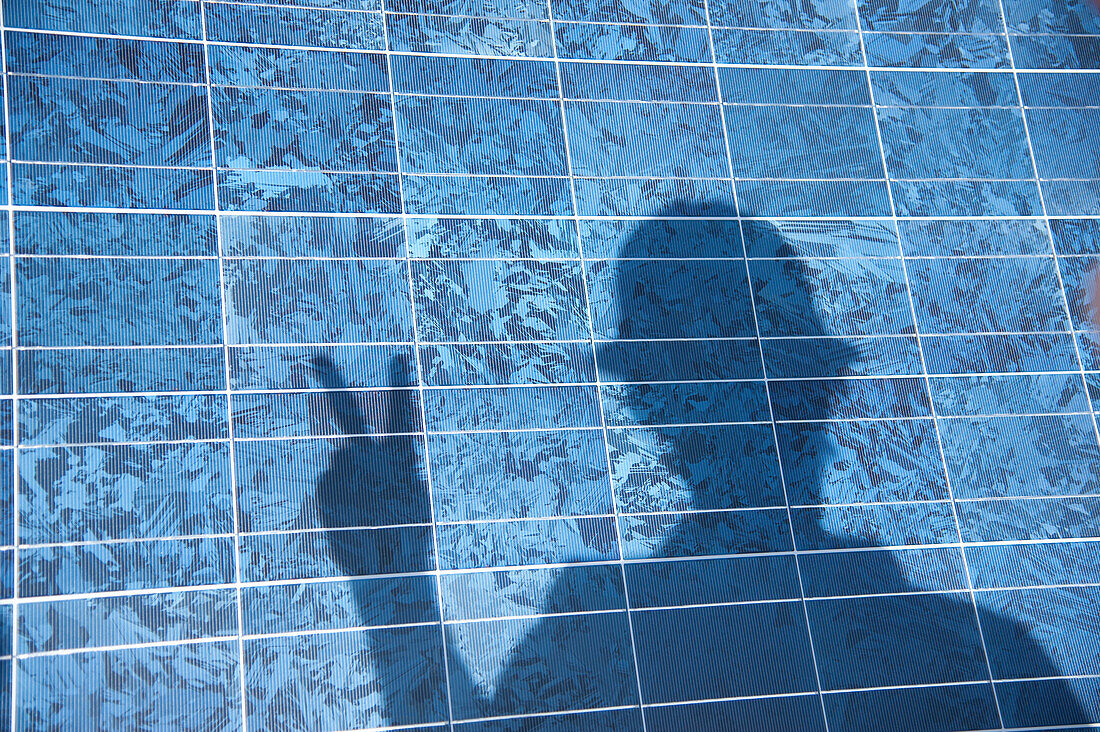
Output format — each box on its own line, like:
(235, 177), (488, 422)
(15, 506), (1100, 548)
(10, 160), (1071, 184)
(10, 204), (1100, 220)
(16, 400), (1100, 448)
(15, 530), (1100, 555)
(12, 627), (1100, 706)
(5, 27), (1100, 72)
(11, 565), (1100, 606)
(16, 70), (1100, 111)
(11, 378), (1093, 399)
(12, 583), (1100, 646)
(19, 69), (1095, 110)
(13, 369), (1092, 392)
(339, 723), (449, 732)
(209, 0), (382, 14)
(16, 408), (1098, 448)
(10, 252), (1092, 262)
(16, 16), (1100, 39)
(12, 159), (1100, 186)
(9, 331), (1084, 349)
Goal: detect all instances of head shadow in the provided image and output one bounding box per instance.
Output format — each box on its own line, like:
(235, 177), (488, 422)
(588, 201), (1087, 727)
(596, 202), (859, 530)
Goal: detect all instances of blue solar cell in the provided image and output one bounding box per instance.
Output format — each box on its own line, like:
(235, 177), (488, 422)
(6, 0), (1100, 728)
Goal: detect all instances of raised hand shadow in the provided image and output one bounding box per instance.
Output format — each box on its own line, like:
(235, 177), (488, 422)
(312, 352), (467, 727)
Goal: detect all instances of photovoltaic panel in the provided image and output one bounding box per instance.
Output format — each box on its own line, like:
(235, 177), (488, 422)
(2, 0), (1100, 728)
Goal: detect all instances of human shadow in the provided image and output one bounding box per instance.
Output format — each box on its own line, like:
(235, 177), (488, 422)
(311, 353), (456, 727)
(314, 204), (1090, 731)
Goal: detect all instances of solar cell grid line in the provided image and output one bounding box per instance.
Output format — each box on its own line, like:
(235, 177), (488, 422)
(42, 165), (1098, 178)
(12, 369), (1098, 392)
(545, 0), (650, 724)
(9, 75), (1100, 107)
(13, 204), (1100, 219)
(5, 563), (1100, 666)
(0, 22), (1099, 71)
(854, 4), (1008, 727)
(0, 8), (18, 732)
(4, 540), (1100, 600)
(382, 0), (459, 726)
(12, 408), (1099, 438)
(11, 518), (1100, 550)
(6, 331), (1094, 347)
(703, 5), (844, 732)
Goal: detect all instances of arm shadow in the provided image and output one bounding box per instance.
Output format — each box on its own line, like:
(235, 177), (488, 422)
(312, 352), (472, 727)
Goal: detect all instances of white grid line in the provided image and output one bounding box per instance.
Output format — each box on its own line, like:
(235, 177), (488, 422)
(22, 66), (1100, 110)
(10, 251), (1100, 261)
(12, 577), (1100, 650)
(379, 5), (459, 726)
(0, 9), (20, 730)
(12, 203), (1100, 220)
(15, 527), (1100, 553)
(211, 0), (382, 15)
(11, 372), (1098, 399)
(31, 65), (1100, 111)
(14, 639), (1100, 730)
(10, 560), (1100, 606)
(197, 4), (250, 727)
(16, 157), (1096, 183)
(4, 24), (1100, 70)
(16, 408), (1100, 449)
(10, 487), (1100, 540)
(546, 0), (649, 721)
(12, 16), (1095, 40)
(856, 7), (1008, 726)
(4, 331), (1091, 347)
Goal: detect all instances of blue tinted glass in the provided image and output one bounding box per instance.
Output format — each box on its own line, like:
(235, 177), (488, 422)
(12, 2), (1100, 729)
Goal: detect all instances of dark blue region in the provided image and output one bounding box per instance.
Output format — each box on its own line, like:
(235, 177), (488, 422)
(209, 46), (388, 92)
(5, 0), (202, 38)
(6, 30), (204, 83)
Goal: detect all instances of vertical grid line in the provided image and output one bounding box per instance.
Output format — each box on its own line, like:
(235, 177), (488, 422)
(993, 0), (1100, 454)
(544, 2), (650, 726)
(0, 12), (19, 732)
(994, 8), (1100, 717)
(700, 3), (833, 727)
(197, 4), (250, 728)
(853, 2), (1006, 726)
(381, 11), (458, 730)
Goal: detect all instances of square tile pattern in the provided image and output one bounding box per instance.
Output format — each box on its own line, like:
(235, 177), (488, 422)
(2, 0), (1100, 728)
